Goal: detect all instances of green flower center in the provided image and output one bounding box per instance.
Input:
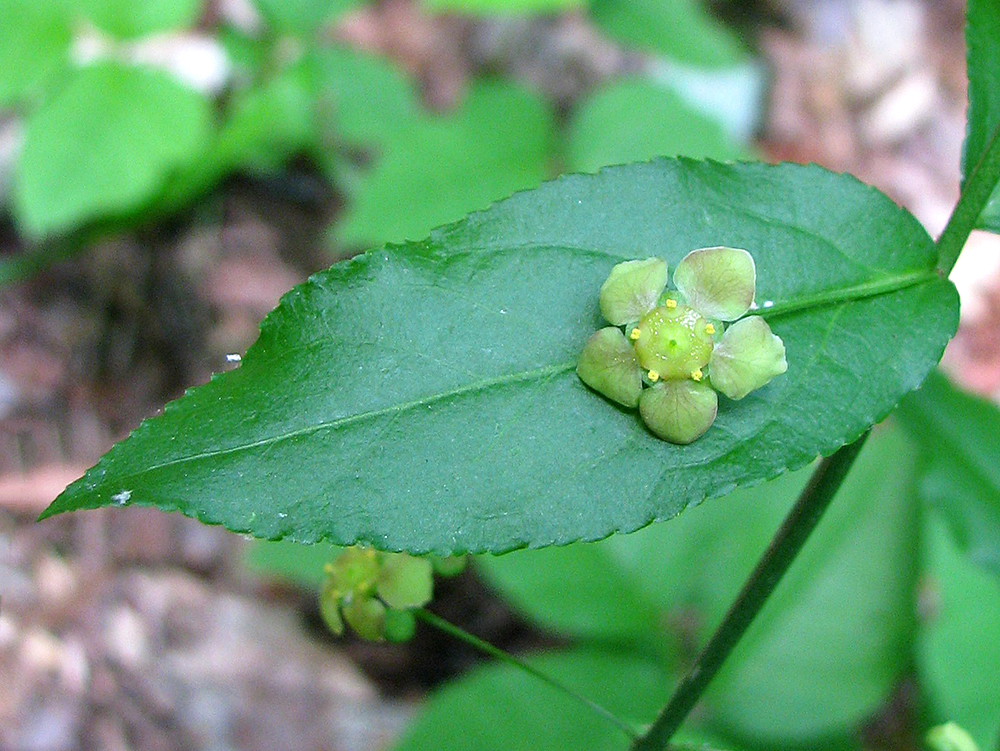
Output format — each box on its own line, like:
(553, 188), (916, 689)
(631, 301), (714, 380)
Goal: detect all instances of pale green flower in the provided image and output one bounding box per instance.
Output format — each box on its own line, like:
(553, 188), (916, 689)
(319, 548), (433, 642)
(577, 247), (787, 444)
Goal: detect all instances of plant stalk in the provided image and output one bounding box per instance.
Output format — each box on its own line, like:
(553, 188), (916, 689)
(414, 608), (640, 740)
(936, 118), (1000, 275)
(631, 432), (871, 751)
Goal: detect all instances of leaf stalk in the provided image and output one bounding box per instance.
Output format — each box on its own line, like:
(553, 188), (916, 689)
(936, 118), (1000, 275)
(631, 432), (871, 751)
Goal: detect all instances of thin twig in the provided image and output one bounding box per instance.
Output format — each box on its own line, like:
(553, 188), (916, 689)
(414, 608), (640, 739)
(632, 432), (871, 751)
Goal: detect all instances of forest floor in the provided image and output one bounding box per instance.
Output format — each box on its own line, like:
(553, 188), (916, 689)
(1, 1), (997, 749)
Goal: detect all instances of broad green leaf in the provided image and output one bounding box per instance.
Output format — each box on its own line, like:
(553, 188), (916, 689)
(589, 0), (746, 69)
(310, 46), (418, 149)
(336, 81), (554, 248)
(0, 0), (71, 107)
(392, 648), (670, 751)
(251, 0), (363, 34)
(897, 370), (1000, 576)
(481, 427), (919, 743)
(707, 425), (919, 743)
(80, 0), (202, 37)
(965, 0), (1000, 232)
(43, 160), (958, 555)
(15, 62), (212, 237)
(422, 0), (583, 14)
(918, 513), (1000, 751)
(566, 77), (746, 173)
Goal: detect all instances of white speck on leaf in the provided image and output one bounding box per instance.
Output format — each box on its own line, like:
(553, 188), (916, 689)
(111, 490), (131, 506)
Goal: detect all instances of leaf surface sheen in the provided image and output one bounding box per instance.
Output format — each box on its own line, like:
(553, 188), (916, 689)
(45, 159), (958, 554)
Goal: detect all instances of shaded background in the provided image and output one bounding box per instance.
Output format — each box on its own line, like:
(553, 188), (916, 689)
(1, 0), (998, 749)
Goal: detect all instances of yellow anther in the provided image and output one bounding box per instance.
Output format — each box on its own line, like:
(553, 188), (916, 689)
(648, 370), (660, 382)
(629, 328), (641, 340)
(705, 323), (715, 335)
(691, 369), (703, 381)
(665, 298), (678, 309)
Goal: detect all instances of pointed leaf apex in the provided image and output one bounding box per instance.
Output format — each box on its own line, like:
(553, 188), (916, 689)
(709, 316), (787, 400)
(674, 246), (756, 321)
(599, 257), (668, 325)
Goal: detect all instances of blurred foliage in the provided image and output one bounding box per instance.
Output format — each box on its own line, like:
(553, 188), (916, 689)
(565, 77), (747, 173)
(918, 514), (1000, 751)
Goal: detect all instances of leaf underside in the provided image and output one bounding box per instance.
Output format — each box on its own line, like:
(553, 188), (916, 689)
(43, 159), (959, 554)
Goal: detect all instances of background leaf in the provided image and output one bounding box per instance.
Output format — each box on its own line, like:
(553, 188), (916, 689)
(336, 81), (554, 248)
(43, 159), (958, 555)
(965, 0), (1000, 232)
(422, 0), (583, 12)
(251, 0), (365, 35)
(917, 513), (1000, 751)
(310, 47), (418, 150)
(80, 0), (203, 38)
(15, 62), (212, 237)
(707, 425), (918, 743)
(480, 426), (919, 743)
(392, 648), (670, 751)
(565, 77), (747, 174)
(897, 370), (1000, 577)
(0, 0), (71, 107)
(588, 0), (746, 69)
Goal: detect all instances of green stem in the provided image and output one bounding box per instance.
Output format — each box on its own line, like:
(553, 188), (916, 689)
(631, 432), (871, 751)
(414, 609), (640, 740)
(936, 118), (1000, 275)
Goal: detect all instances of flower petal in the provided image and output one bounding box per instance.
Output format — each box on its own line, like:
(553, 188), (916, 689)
(639, 380), (718, 444)
(342, 596), (387, 641)
(577, 327), (643, 407)
(376, 553), (433, 609)
(709, 316), (787, 400)
(599, 258), (668, 325)
(673, 246), (755, 321)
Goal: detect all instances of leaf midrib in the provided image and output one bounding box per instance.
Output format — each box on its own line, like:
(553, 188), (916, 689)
(124, 270), (940, 480)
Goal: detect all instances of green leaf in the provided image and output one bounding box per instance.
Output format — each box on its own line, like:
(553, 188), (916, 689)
(15, 62), (212, 237)
(245, 539), (341, 588)
(43, 159), (958, 555)
(251, 0), (363, 35)
(918, 513), (1000, 751)
(897, 370), (1000, 576)
(422, 0), (584, 14)
(566, 78), (746, 173)
(589, 0), (746, 69)
(476, 467), (807, 644)
(157, 63), (316, 213)
(310, 46), (418, 149)
(0, 0), (71, 107)
(707, 425), (919, 743)
(479, 427), (919, 742)
(965, 0), (1000, 233)
(336, 81), (554, 248)
(80, 0), (202, 37)
(392, 648), (669, 751)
